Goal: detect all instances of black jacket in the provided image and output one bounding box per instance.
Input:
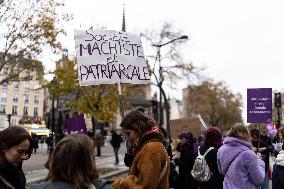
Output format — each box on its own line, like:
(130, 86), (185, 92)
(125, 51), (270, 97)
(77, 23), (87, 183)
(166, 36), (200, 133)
(0, 163), (26, 189)
(197, 144), (224, 189)
(110, 133), (123, 148)
(252, 140), (274, 171)
(272, 164), (284, 189)
(174, 142), (197, 189)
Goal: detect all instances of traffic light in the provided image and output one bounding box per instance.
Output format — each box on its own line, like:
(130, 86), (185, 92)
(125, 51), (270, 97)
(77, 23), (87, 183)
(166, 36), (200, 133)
(274, 92), (282, 108)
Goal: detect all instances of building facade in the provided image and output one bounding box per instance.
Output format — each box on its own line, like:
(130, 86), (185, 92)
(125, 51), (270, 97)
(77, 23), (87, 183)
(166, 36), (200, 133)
(169, 98), (183, 120)
(0, 72), (44, 130)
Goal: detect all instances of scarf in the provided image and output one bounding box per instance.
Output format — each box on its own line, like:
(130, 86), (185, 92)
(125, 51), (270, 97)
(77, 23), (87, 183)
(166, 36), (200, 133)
(131, 127), (164, 157)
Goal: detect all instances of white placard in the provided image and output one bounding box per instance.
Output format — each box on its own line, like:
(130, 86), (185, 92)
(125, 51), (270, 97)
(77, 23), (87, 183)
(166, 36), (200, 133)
(74, 30), (151, 86)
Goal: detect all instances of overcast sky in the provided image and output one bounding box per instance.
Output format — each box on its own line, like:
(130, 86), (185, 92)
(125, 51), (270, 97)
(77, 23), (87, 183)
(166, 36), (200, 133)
(52, 0), (284, 123)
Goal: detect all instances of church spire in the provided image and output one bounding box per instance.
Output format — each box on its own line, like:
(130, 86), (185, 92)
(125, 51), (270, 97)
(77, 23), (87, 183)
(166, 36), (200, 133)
(122, 1), (126, 32)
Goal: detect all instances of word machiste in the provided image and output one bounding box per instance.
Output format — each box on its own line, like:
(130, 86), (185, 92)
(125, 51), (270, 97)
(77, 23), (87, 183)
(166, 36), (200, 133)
(79, 31), (144, 58)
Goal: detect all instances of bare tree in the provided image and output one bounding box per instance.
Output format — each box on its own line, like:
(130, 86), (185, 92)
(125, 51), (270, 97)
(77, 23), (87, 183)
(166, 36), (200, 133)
(141, 22), (201, 140)
(0, 0), (70, 84)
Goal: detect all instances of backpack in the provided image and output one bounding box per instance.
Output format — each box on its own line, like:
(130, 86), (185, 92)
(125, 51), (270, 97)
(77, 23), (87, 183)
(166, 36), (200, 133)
(191, 146), (214, 182)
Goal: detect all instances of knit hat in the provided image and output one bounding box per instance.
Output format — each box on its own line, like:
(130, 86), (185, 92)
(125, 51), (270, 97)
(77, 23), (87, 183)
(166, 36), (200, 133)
(205, 127), (223, 148)
(179, 132), (194, 142)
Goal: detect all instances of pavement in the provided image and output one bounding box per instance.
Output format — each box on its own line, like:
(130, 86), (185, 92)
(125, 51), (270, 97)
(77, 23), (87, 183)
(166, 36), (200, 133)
(24, 141), (129, 184)
(24, 143), (273, 188)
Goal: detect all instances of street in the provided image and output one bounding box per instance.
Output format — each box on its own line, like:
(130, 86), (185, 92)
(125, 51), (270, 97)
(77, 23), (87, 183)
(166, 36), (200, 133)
(24, 140), (128, 183)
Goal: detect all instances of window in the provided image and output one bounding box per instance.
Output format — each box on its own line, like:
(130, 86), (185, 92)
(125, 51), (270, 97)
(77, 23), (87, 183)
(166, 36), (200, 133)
(34, 95), (39, 104)
(2, 67), (8, 75)
(34, 107), (38, 116)
(0, 118), (4, 129)
(11, 118), (17, 126)
(1, 92), (7, 102)
(23, 106), (28, 115)
(1, 81), (8, 88)
(13, 82), (19, 89)
(34, 83), (40, 93)
(24, 82), (30, 90)
(24, 94), (29, 103)
(12, 106), (17, 115)
(13, 92), (19, 102)
(0, 105), (6, 114)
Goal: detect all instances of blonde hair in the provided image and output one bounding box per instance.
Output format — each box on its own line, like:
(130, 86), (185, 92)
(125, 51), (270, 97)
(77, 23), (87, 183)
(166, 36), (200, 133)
(227, 123), (251, 142)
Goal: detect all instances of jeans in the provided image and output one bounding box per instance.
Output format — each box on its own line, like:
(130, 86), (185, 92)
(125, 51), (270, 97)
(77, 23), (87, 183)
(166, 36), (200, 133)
(113, 147), (120, 164)
(261, 171), (269, 189)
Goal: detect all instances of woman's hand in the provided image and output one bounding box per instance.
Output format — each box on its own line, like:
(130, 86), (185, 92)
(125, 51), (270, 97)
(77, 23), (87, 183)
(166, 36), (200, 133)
(256, 152), (262, 159)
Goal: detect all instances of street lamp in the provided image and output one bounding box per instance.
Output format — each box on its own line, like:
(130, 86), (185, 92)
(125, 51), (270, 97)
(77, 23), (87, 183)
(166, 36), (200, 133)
(152, 35), (189, 140)
(152, 35), (189, 48)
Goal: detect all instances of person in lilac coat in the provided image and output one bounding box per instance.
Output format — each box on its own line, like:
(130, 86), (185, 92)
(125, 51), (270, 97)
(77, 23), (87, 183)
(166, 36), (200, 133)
(217, 123), (265, 189)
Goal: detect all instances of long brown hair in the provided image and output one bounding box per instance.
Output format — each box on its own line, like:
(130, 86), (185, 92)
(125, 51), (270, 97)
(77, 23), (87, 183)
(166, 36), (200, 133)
(0, 126), (33, 165)
(120, 110), (158, 138)
(45, 134), (98, 189)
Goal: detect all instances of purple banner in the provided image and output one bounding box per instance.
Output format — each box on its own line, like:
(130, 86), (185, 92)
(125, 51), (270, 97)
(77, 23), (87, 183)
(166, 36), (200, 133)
(247, 88), (272, 123)
(64, 114), (87, 134)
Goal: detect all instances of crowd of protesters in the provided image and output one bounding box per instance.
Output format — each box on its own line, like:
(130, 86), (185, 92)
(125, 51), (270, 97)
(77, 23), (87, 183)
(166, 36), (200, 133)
(1, 110), (284, 189)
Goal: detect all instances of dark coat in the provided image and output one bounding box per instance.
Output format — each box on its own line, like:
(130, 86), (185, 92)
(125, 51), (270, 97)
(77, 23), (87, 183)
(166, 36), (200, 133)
(174, 142), (197, 189)
(252, 139), (274, 171)
(31, 179), (113, 189)
(272, 164), (284, 189)
(197, 144), (224, 189)
(0, 163), (26, 189)
(110, 133), (123, 148)
(32, 136), (39, 149)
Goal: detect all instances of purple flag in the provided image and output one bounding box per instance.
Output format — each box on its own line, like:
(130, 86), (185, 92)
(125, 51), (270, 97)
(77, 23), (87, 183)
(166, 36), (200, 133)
(247, 88), (272, 123)
(64, 114), (87, 134)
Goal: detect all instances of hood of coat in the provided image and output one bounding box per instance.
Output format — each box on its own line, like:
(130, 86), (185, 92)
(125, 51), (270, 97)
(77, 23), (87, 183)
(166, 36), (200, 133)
(217, 137), (252, 174)
(276, 150), (284, 166)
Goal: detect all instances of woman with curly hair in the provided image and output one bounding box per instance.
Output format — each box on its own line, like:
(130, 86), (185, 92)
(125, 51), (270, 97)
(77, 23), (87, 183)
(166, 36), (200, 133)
(111, 110), (170, 189)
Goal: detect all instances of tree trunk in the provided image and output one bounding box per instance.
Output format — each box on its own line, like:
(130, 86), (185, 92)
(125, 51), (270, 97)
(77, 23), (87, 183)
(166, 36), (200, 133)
(160, 87), (171, 141)
(91, 116), (96, 138)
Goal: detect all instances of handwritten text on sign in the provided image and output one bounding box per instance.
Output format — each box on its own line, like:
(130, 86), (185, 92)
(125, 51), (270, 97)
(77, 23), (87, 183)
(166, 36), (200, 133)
(74, 30), (151, 85)
(247, 88), (272, 123)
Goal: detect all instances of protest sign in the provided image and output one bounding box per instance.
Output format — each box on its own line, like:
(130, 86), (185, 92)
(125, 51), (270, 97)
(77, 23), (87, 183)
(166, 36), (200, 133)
(74, 30), (151, 86)
(247, 88), (272, 123)
(170, 117), (207, 139)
